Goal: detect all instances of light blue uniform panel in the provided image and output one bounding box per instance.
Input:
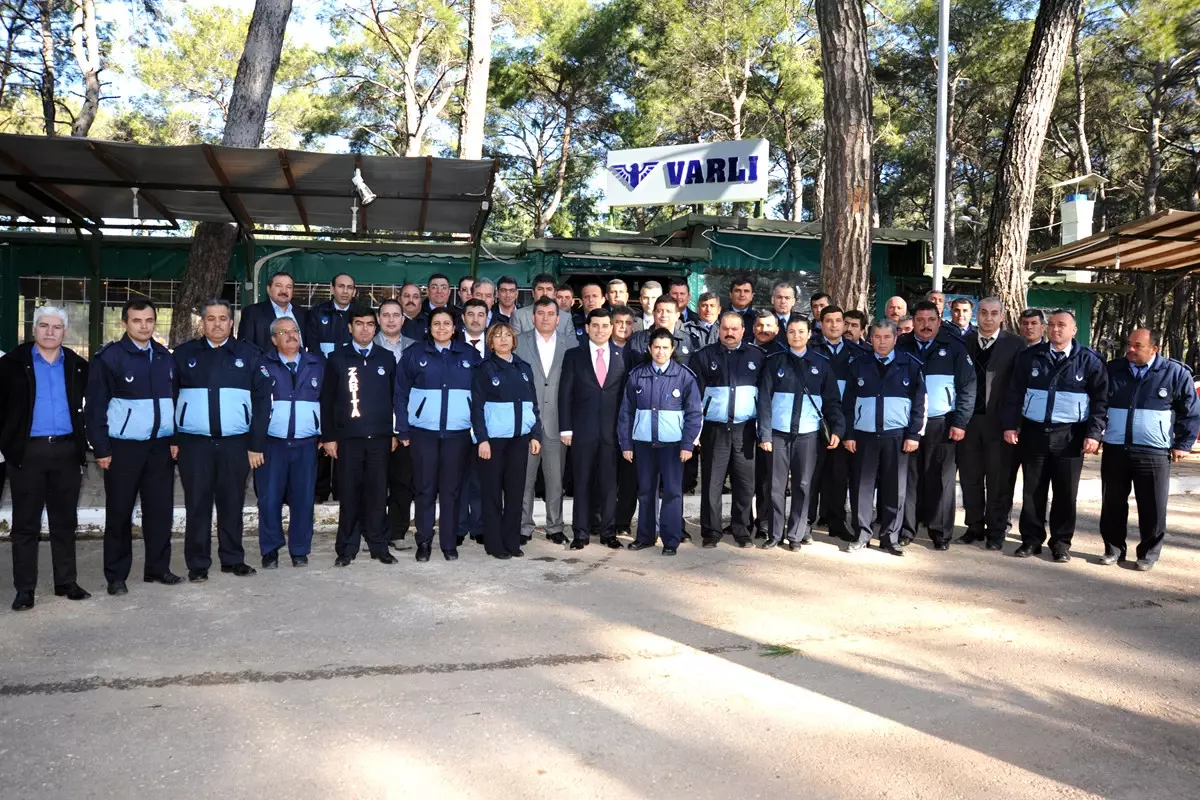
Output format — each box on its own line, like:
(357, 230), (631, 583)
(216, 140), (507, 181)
(319, 342), (335, 356)
(854, 397), (877, 433)
(519, 401), (536, 435)
(836, 379), (846, 399)
(924, 373), (956, 418)
(1022, 388), (1048, 422)
(175, 387), (210, 436)
(294, 400), (321, 438)
(408, 387), (441, 431)
(882, 397), (912, 431)
(731, 386), (757, 423)
(656, 409), (684, 442)
(633, 409), (653, 442)
(771, 393), (795, 432)
(1104, 407), (1173, 448)
(268, 401), (292, 439)
(107, 397), (175, 441)
(1050, 391), (1089, 424)
(484, 402), (516, 438)
(796, 394), (823, 434)
(218, 388), (252, 436)
(445, 388), (472, 431)
(703, 386), (730, 422)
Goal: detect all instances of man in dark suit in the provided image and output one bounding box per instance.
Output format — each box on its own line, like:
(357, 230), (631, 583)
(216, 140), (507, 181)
(457, 298), (490, 542)
(237, 271), (307, 353)
(957, 297), (1025, 549)
(0, 307), (91, 611)
(559, 308), (627, 546)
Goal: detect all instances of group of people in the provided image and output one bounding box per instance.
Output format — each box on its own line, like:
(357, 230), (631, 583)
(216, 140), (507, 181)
(2, 271), (1197, 612)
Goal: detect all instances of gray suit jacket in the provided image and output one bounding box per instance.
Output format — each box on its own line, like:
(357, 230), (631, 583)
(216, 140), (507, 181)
(966, 328), (1024, 432)
(516, 330), (577, 437)
(510, 305), (573, 337)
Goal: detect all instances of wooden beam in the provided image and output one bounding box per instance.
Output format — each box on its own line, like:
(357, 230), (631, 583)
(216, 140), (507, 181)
(201, 144), (255, 230)
(277, 149), (310, 232)
(0, 190), (46, 224)
(87, 142), (178, 226)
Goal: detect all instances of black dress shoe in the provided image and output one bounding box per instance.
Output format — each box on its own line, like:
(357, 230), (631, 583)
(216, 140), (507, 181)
(735, 537), (754, 548)
(1013, 544), (1043, 558)
(1052, 550), (1071, 563)
(12, 590), (34, 611)
(781, 540), (800, 552)
(144, 571), (183, 585)
(933, 541), (950, 551)
(415, 543), (432, 562)
(878, 544), (906, 557)
(492, 552), (512, 560)
(511, 549), (525, 558)
(221, 563), (257, 576)
(520, 534), (532, 545)
(188, 569), (208, 582)
(799, 534), (814, 546)
(372, 552), (398, 564)
(680, 532), (692, 543)
(662, 546), (677, 556)
(898, 536), (913, 547)
(443, 549), (459, 561)
(627, 541), (654, 551)
(291, 556), (309, 567)
(334, 556), (353, 567)
(262, 550), (279, 570)
(547, 532), (568, 545)
(1098, 551), (1123, 566)
(955, 533), (982, 545)
(107, 581), (128, 596)
(754, 529), (767, 540)
(616, 526), (632, 537)
(985, 541), (1004, 551)
(600, 538), (625, 549)
(701, 537), (719, 548)
(568, 539), (588, 550)
(54, 582), (92, 600)
(846, 541), (866, 553)
(758, 539), (778, 550)
(456, 536), (466, 547)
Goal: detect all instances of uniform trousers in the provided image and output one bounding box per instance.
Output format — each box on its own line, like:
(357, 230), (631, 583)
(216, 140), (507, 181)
(1018, 422), (1084, 553)
(752, 447), (772, 535)
(1099, 445), (1171, 563)
(571, 438), (618, 542)
(257, 437), (318, 558)
(958, 415), (1018, 544)
(901, 416), (958, 544)
(849, 435), (909, 547)
(387, 444), (414, 541)
(334, 437), (392, 559)
(816, 447), (854, 539)
(481, 436), (531, 557)
(103, 438), (175, 582)
(633, 442), (684, 548)
(769, 431), (820, 545)
(410, 429), (471, 551)
(458, 449), (483, 540)
(9, 439), (83, 592)
(177, 434), (250, 571)
(699, 422), (756, 541)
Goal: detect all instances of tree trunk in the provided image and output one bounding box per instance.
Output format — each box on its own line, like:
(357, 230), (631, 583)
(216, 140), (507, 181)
(813, 152), (825, 221)
(536, 104), (573, 237)
(38, 0), (55, 136)
(981, 0), (1081, 330)
(815, 0), (872, 308)
(1070, 8), (1092, 176)
(788, 149), (804, 222)
(459, 0), (491, 160)
(171, 0), (294, 347)
(69, 0), (100, 137)
(1142, 64), (1165, 216)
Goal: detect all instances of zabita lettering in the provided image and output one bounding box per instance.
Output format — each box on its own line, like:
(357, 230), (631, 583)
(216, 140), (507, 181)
(347, 366), (362, 418)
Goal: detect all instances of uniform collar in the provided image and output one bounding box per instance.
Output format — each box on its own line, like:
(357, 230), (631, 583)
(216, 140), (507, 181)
(877, 351), (895, 365)
(789, 347), (808, 359)
(206, 337), (229, 349)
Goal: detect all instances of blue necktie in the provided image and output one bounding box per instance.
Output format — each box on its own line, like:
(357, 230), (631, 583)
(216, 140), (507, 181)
(1133, 364), (1145, 380)
(358, 348), (369, 357)
(287, 361), (298, 374)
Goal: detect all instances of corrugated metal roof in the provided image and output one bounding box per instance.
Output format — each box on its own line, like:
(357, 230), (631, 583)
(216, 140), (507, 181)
(1027, 209), (1200, 274)
(0, 134), (496, 239)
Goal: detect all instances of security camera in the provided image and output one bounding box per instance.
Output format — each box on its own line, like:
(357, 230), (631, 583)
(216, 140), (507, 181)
(351, 168), (376, 206)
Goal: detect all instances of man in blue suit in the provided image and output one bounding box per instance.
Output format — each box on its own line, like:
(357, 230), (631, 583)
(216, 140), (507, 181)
(559, 308), (628, 547)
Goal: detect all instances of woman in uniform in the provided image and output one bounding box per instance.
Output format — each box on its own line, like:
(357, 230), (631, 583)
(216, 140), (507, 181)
(618, 328), (703, 555)
(394, 307), (482, 562)
(471, 322), (543, 559)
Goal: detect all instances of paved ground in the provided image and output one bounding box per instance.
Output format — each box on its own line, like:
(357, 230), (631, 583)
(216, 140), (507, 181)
(2, 495), (1198, 799)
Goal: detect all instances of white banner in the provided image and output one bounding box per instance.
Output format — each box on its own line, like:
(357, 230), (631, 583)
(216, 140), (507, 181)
(604, 139), (770, 208)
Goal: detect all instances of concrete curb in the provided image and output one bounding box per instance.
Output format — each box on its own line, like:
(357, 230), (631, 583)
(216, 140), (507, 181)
(2, 475), (1199, 538)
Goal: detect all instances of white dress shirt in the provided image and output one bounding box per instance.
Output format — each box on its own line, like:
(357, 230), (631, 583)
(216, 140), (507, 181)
(535, 330), (557, 376)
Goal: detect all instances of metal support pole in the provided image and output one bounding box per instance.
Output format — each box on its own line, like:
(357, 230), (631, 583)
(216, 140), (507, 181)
(931, 0), (950, 291)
